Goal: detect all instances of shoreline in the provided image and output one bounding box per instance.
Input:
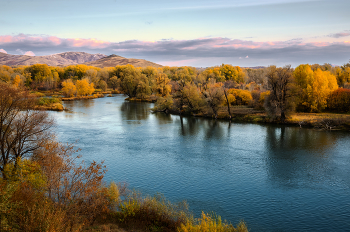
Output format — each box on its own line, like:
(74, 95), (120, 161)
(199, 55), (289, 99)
(41, 93), (350, 131)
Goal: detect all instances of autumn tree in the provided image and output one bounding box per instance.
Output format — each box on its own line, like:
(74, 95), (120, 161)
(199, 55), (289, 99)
(265, 65), (295, 122)
(98, 80), (107, 92)
(200, 67), (225, 83)
(64, 64), (90, 80)
(0, 65), (13, 83)
(294, 64), (338, 112)
(26, 64), (55, 90)
(182, 82), (204, 113)
(108, 76), (119, 90)
(84, 68), (100, 86)
(165, 66), (197, 82)
(220, 64), (245, 83)
(33, 140), (108, 227)
(12, 75), (23, 88)
(0, 83), (54, 180)
(116, 65), (151, 98)
(154, 73), (171, 97)
(61, 79), (77, 97)
(141, 66), (158, 91)
(327, 88), (350, 112)
(227, 89), (252, 106)
(203, 82), (224, 118)
(76, 78), (95, 96)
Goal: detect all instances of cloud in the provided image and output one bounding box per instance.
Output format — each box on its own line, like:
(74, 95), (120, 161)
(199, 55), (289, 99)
(0, 49), (7, 54)
(328, 31), (350, 38)
(0, 34), (350, 67)
(16, 48), (24, 54)
(24, 51), (35, 56)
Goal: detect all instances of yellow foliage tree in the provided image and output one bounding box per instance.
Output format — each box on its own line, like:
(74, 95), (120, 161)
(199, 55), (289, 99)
(307, 69), (338, 112)
(12, 75), (23, 88)
(294, 64), (338, 112)
(227, 89), (252, 105)
(220, 64), (245, 83)
(76, 78), (95, 96)
(154, 73), (171, 97)
(61, 79), (76, 97)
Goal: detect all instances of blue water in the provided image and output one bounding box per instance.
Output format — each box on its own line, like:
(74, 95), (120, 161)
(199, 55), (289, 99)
(50, 95), (350, 232)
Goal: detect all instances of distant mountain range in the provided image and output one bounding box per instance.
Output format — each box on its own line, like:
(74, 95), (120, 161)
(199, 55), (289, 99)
(83, 54), (162, 68)
(0, 52), (162, 68)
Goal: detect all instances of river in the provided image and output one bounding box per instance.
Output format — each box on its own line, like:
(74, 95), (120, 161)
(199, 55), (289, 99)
(49, 95), (350, 232)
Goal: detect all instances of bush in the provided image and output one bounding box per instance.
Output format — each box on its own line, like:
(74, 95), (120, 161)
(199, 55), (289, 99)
(37, 97), (61, 106)
(327, 88), (350, 112)
(116, 191), (190, 232)
(179, 212), (248, 232)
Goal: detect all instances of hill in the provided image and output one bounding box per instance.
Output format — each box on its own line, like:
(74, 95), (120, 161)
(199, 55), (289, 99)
(83, 54), (163, 68)
(0, 52), (106, 66)
(0, 52), (162, 68)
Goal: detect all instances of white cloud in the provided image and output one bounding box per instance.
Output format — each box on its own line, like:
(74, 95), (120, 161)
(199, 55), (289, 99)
(0, 49), (7, 54)
(24, 51), (35, 56)
(245, 56), (249, 58)
(16, 48), (24, 54)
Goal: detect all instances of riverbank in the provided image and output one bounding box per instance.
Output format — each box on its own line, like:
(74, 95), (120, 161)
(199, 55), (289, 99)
(35, 91), (350, 131)
(153, 105), (350, 131)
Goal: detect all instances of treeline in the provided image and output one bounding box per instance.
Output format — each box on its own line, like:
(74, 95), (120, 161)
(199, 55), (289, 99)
(0, 83), (248, 231)
(1, 62), (350, 120)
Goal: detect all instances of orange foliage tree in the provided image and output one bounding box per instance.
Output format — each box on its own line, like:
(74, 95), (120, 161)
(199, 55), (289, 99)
(327, 88), (350, 112)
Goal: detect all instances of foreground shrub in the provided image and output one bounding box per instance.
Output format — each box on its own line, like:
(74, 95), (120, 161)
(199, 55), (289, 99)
(179, 212), (248, 232)
(116, 192), (190, 232)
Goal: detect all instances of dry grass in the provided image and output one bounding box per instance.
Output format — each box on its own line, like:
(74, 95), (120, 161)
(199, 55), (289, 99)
(289, 112), (350, 123)
(61, 94), (105, 101)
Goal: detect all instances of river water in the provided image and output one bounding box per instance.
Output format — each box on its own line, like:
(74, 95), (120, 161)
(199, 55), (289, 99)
(49, 95), (350, 232)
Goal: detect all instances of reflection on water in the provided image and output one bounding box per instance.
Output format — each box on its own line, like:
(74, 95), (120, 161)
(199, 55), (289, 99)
(121, 101), (151, 123)
(64, 99), (95, 109)
(50, 96), (350, 232)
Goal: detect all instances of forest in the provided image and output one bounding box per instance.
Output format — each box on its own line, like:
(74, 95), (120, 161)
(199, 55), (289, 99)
(1, 61), (350, 125)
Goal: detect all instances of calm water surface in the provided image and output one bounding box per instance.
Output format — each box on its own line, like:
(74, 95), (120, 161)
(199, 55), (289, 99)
(50, 95), (350, 232)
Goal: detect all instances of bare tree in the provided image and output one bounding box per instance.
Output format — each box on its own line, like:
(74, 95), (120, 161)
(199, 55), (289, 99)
(264, 65), (295, 122)
(0, 83), (54, 179)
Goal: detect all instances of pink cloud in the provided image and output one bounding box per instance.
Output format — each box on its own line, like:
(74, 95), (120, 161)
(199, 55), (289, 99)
(66, 38), (111, 48)
(1, 34), (350, 53)
(0, 34), (112, 49)
(0, 49), (7, 54)
(24, 51), (35, 56)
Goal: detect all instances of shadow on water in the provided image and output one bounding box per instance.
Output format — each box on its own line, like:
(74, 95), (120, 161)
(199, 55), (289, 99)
(264, 126), (339, 188)
(174, 115), (227, 139)
(64, 99), (95, 109)
(121, 101), (151, 122)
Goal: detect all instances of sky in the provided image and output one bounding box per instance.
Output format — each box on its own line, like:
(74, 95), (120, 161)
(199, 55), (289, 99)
(0, 0), (350, 67)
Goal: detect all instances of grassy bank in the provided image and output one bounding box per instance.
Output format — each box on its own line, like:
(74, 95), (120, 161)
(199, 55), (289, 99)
(61, 93), (105, 101)
(153, 104), (350, 131)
